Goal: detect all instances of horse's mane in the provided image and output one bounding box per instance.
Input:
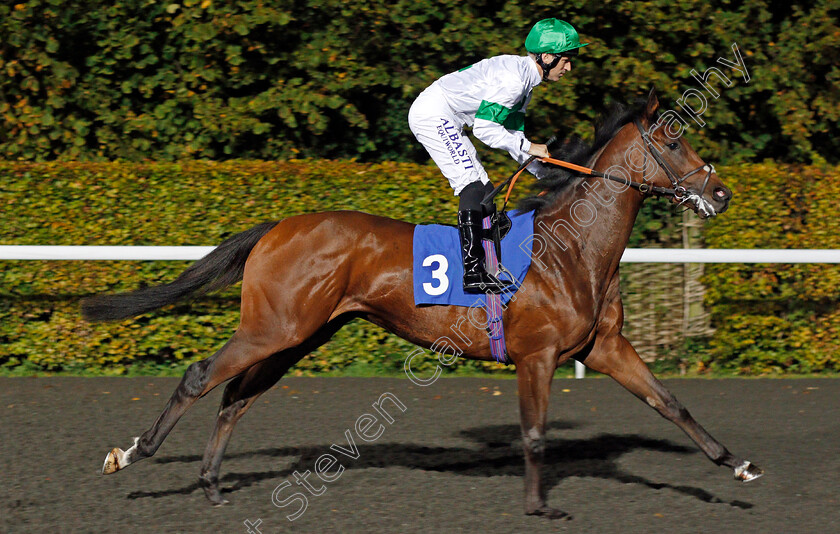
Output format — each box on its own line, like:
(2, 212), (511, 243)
(517, 98), (657, 213)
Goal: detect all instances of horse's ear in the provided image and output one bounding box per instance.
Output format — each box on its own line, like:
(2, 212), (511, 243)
(644, 87), (659, 119)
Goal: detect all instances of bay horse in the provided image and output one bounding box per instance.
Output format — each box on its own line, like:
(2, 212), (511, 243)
(83, 88), (762, 519)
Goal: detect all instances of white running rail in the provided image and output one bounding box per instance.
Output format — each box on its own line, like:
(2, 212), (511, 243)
(2, 246), (840, 262)
(0, 246), (215, 260)
(4, 246), (839, 380)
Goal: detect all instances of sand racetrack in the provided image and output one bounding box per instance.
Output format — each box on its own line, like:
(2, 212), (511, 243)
(1, 376), (838, 533)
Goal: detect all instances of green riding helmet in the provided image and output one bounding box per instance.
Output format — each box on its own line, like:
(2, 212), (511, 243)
(525, 18), (589, 56)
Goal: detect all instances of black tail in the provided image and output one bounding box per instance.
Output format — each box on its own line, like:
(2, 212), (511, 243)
(81, 221), (280, 322)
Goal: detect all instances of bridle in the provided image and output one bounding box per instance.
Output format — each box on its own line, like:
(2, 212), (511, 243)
(485, 116), (721, 217)
(632, 118), (715, 203)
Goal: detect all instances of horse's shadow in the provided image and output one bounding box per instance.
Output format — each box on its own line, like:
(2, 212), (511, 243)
(127, 421), (752, 509)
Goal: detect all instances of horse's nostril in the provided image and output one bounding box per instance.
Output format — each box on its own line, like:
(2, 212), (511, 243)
(713, 187), (731, 201)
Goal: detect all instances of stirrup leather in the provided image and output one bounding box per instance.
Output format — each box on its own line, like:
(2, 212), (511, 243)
(457, 210), (512, 294)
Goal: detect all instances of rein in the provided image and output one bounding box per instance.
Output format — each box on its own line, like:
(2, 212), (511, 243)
(484, 119), (717, 212)
(532, 156), (677, 199)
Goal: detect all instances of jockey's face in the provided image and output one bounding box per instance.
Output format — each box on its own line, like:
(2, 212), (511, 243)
(540, 53), (572, 82)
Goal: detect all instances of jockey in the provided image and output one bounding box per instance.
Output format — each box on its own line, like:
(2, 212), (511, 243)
(408, 18), (588, 293)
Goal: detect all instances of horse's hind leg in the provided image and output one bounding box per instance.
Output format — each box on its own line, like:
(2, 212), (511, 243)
(102, 332), (273, 475)
(198, 352), (299, 505)
(197, 318), (352, 504)
(583, 333), (763, 481)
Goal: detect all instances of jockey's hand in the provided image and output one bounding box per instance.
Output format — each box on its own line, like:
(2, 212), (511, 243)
(527, 143), (551, 158)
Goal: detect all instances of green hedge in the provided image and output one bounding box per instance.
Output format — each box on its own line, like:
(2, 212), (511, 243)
(1, 0), (837, 163)
(0, 160), (462, 375)
(0, 159), (678, 376)
(702, 164), (840, 374)
(2, 161), (837, 376)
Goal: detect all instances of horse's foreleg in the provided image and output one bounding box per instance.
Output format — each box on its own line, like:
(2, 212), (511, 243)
(583, 334), (763, 481)
(102, 333), (270, 475)
(516, 353), (570, 520)
(199, 352), (299, 505)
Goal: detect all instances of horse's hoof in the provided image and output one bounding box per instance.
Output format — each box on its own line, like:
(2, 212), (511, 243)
(203, 486), (229, 506)
(526, 505), (572, 521)
(200, 472), (229, 505)
(734, 460), (764, 482)
(102, 447), (124, 475)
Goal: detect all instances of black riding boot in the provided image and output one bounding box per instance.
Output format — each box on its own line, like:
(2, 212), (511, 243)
(457, 209), (512, 294)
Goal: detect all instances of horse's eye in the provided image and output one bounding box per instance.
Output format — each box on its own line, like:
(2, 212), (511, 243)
(667, 142), (679, 150)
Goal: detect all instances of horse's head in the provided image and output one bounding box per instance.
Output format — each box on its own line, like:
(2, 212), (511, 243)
(635, 88), (732, 218)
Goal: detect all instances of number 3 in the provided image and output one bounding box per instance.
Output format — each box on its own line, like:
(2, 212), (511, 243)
(422, 254), (449, 296)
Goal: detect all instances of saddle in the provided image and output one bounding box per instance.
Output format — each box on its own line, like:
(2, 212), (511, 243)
(412, 209), (534, 308)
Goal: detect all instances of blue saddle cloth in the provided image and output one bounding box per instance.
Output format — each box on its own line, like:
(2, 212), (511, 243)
(413, 209), (536, 307)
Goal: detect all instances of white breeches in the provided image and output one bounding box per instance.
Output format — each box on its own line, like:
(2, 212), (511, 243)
(408, 85), (489, 196)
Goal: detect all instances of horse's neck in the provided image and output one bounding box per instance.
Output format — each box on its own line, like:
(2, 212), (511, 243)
(534, 129), (645, 280)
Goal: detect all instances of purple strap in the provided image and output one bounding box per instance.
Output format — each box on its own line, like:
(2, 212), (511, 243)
(481, 216), (509, 364)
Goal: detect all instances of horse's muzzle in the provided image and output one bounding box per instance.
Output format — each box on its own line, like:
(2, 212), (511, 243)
(712, 186), (732, 214)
